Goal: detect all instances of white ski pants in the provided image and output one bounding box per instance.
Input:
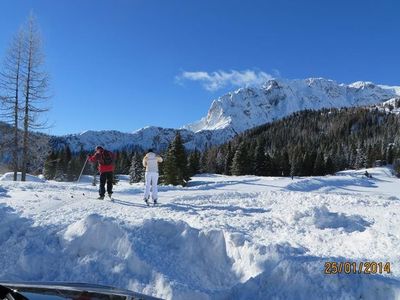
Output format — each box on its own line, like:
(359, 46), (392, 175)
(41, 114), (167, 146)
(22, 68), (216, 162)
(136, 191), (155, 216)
(144, 171), (159, 200)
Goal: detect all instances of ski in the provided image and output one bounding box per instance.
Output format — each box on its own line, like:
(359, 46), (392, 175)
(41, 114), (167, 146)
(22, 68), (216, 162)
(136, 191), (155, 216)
(94, 195), (114, 201)
(143, 199), (158, 207)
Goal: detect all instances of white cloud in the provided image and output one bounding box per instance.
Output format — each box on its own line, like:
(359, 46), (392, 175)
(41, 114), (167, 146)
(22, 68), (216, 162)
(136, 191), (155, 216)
(176, 69), (274, 91)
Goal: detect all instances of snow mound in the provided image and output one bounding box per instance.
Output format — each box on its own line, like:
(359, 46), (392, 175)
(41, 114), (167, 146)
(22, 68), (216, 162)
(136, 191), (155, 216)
(286, 176), (375, 192)
(1, 169), (400, 299)
(0, 186), (7, 197)
(63, 214), (132, 257)
(61, 214), (153, 287)
(0, 172), (45, 182)
(292, 206), (373, 233)
(224, 241), (400, 299)
(133, 219), (237, 294)
(0, 210), (238, 299)
(337, 167), (395, 178)
(312, 206), (372, 232)
(226, 254), (400, 300)
(0, 203), (399, 300)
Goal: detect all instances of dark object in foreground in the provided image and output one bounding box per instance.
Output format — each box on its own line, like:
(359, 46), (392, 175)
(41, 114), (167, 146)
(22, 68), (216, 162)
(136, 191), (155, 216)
(0, 282), (162, 300)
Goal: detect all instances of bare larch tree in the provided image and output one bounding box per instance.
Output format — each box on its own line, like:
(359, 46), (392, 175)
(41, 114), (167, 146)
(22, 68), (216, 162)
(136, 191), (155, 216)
(20, 14), (50, 181)
(0, 28), (25, 181)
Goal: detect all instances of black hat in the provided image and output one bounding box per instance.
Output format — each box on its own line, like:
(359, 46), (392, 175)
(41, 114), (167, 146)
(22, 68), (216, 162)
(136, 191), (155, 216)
(95, 146), (104, 151)
(147, 148), (153, 153)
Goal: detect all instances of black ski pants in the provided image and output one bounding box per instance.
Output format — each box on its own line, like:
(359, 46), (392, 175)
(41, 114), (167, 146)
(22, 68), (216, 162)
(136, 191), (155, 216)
(99, 171), (113, 196)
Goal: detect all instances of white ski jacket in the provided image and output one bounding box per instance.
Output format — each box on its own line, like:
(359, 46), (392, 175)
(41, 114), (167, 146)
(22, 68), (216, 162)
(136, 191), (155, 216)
(142, 152), (163, 173)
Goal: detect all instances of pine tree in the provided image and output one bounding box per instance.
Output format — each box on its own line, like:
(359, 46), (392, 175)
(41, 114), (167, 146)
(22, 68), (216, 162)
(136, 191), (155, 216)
(66, 156), (80, 181)
(290, 147), (302, 178)
(164, 133), (189, 186)
(200, 146), (209, 173)
(386, 144), (394, 164)
(204, 147), (218, 173)
(313, 151), (325, 176)
(187, 149), (201, 177)
(302, 151), (316, 176)
(273, 151), (284, 176)
(325, 156), (335, 175)
(281, 151), (291, 176)
(65, 146), (72, 167)
(231, 143), (248, 175)
(43, 151), (58, 179)
(269, 152), (279, 176)
(355, 147), (367, 169)
(215, 150), (225, 174)
(120, 151), (131, 174)
(265, 153), (273, 176)
(223, 143), (234, 175)
(393, 158), (400, 176)
(366, 145), (375, 168)
(174, 133), (190, 183)
(54, 150), (66, 181)
(129, 152), (144, 183)
(254, 140), (267, 176)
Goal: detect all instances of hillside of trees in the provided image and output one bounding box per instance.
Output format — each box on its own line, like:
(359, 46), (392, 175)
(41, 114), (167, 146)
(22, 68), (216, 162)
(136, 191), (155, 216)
(200, 107), (400, 177)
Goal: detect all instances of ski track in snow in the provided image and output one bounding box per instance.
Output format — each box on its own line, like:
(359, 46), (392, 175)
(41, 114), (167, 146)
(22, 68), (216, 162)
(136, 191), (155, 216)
(0, 167), (399, 299)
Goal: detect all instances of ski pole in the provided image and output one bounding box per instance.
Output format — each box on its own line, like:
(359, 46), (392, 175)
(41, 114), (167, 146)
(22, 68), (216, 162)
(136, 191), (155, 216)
(77, 156), (89, 183)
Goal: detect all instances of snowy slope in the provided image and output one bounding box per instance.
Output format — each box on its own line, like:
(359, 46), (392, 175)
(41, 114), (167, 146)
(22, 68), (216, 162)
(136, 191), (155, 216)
(184, 78), (400, 133)
(0, 167), (399, 299)
(372, 97), (400, 114)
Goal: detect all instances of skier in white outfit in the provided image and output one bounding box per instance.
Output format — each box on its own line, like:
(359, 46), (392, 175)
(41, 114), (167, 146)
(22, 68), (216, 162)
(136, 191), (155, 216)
(142, 149), (163, 205)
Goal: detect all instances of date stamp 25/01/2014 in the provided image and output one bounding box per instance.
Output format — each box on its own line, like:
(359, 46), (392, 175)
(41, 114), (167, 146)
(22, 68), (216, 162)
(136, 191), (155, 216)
(324, 262), (391, 275)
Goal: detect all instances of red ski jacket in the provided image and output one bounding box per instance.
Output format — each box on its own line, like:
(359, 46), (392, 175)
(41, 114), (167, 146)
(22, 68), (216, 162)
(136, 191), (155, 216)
(88, 149), (116, 173)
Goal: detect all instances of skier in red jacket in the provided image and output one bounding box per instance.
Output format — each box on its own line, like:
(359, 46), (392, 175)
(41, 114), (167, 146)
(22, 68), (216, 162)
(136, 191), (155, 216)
(88, 146), (116, 200)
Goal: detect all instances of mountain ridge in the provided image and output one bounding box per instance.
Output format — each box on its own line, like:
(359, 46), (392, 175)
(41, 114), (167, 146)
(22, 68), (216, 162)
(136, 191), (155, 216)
(3, 77), (399, 155)
(183, 77), (400, 133)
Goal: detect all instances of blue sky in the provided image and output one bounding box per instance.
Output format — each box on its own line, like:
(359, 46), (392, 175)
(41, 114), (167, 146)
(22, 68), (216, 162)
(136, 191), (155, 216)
(0, 0), (399, 135)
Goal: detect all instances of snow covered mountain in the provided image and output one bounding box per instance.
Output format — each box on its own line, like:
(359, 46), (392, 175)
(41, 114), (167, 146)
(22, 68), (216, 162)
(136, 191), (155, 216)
(52, 78), (400, 153)
(49, 126), (229, 152)
(184, 78), (400, 133)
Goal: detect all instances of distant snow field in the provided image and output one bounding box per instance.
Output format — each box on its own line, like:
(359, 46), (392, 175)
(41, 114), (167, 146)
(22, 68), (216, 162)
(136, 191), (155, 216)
(0, 167), (399, 299)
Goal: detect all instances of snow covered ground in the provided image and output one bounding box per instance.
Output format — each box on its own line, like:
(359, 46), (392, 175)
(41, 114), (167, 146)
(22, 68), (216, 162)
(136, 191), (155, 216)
(0, 167), (399, 299)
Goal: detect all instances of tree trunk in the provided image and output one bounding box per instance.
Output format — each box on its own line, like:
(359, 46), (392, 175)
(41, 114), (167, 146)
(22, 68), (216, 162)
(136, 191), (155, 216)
(13, 54), (20, 181)
(21, 33), (32, 182)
